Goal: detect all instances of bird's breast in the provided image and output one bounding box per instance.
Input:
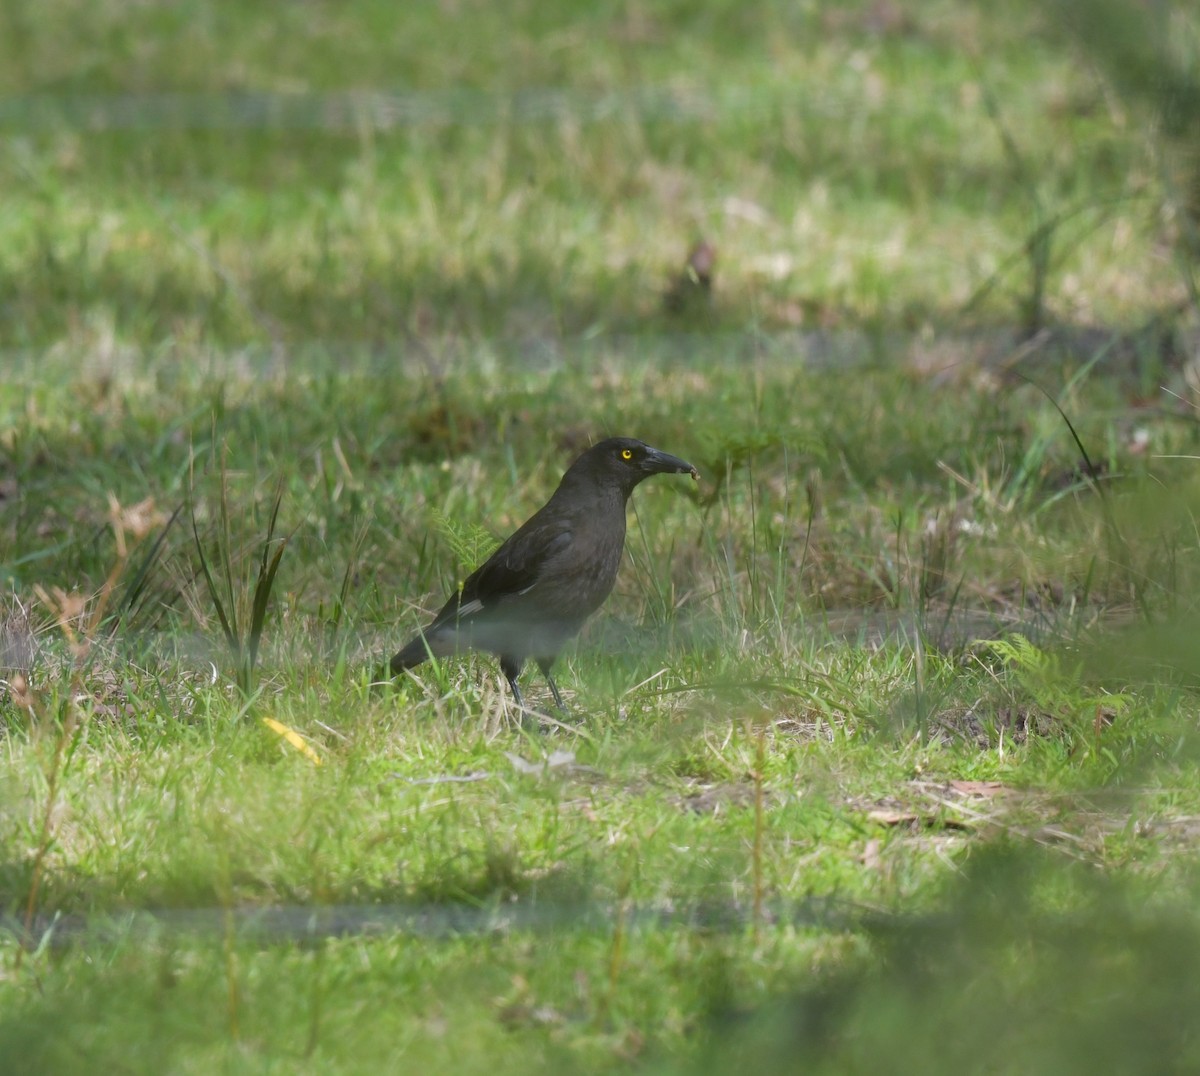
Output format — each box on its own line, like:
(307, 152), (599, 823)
(541, 507), (626, 616)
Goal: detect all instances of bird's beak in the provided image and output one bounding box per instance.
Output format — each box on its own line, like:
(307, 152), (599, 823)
(642, 447), (700, 481)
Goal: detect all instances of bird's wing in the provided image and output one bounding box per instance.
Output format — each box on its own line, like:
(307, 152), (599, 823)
(425, 516), (574, 631)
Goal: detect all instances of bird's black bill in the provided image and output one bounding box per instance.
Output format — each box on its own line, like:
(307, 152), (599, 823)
(642, 447), (700, 479)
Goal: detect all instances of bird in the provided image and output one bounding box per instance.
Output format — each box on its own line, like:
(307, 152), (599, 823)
(387, 437), (699, 712)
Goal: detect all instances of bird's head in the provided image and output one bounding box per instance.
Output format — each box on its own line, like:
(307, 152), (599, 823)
(567, 437), (700, 496)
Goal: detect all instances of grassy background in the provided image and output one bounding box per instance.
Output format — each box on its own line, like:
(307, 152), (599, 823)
(4, 0), (1200, 1072)
(1, 0), (1191, 350)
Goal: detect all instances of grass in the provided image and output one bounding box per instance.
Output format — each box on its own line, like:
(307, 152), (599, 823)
(4, 0), (1200, 1071)
(0, 0), (1190, 351)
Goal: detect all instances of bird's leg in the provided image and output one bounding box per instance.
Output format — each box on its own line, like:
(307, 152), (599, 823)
(537, 659), (568, 714)
(500, 655), (527, 711)
(545, 676), (567, 713)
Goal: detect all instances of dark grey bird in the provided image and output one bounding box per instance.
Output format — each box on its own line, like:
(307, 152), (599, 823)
(388, 437), (698, 711)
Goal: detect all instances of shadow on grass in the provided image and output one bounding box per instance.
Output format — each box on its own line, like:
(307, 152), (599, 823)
(7, 843), (1200, 1074)
(679, 842), (1200, 1075)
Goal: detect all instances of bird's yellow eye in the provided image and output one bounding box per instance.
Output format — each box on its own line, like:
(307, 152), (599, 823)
(621, 449), (633, 460)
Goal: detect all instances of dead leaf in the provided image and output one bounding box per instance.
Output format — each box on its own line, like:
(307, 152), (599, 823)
(948, 780), (1010, 797)
(8, 673), (35, 710)
(261, 717), (322, 765)
(505, 750), (587, 776)
(867, 808), (920, 826)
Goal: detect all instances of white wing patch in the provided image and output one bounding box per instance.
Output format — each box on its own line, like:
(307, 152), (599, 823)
(517, 583), (537, 595)
(458, 598), (484, 616)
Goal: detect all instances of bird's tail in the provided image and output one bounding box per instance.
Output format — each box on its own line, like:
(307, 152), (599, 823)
(389, 639), (425, 675)
(388, 630), (448, 676)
